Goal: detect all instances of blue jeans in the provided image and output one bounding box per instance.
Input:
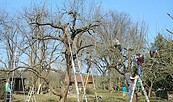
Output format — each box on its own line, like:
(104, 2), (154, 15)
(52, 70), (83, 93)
(138, 65), (142, 80)
(128, 83), (133, 97)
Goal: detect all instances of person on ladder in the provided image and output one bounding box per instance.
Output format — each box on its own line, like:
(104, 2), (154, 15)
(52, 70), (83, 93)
(136, 53), (144, 80)
(129, 69), (150, 102)
(124, 67), (138, 99)
(5, 79), (12, 102)
(150, 46), (160, 58)
(129, 67), (139, 102)
(136, 53), (144, 94)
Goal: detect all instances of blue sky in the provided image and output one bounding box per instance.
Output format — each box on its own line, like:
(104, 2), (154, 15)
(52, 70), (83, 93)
(100, 0), (173, 43)
(0, 0), (173, 44)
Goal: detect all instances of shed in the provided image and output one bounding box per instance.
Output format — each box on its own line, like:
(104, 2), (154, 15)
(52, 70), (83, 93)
(0, 77), (26, 92)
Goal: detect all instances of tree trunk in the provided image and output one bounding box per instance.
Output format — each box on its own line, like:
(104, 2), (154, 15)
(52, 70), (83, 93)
(60, 51), (71, 102)
(109, 69), (113, 93)
(148, 81), (153, 97)
(60, 71), (70, 102)
(103, 74), (106, 90)
(127, 50), (132, 71)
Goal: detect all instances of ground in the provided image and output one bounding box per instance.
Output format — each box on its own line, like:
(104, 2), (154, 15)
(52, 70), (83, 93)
(1, 90), (172, 102)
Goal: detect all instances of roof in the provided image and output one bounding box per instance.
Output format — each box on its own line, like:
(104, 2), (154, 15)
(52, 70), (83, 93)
(0, 78), (6, 81)
(70, 75), (93, 83)
(0, 77), (26, 81)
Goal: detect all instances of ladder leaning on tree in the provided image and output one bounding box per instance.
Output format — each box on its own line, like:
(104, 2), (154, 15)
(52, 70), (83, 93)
(74, 45), (88, 102)
(69, 41), (80, 102)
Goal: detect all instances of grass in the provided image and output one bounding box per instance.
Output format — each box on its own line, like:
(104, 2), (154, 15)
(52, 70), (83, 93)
(6, 90), (172, 102)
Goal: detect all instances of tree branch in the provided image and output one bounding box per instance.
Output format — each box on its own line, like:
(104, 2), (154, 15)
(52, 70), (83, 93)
(166, 29), (173, 35)
(167, 13), (173, 20)
(108, 65), (124, 76)
(30, 22), (65, 31)
(71, 24), (98, 40)
(77, 44), (93, 54)
(32, 35), (64, 42)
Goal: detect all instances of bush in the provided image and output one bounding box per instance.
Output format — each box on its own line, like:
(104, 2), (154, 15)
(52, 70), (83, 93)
(85, 87), (94, 94)
(0, 83), (5, 99)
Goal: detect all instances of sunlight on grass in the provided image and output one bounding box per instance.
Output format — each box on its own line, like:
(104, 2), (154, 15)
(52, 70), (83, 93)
(12, 91), (171, 102)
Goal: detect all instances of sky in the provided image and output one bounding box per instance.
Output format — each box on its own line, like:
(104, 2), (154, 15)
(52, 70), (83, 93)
(0, 0), (173, 44)
(100, 0), (173, 43)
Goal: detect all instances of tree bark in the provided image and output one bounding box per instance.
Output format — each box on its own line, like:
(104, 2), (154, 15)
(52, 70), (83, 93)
(148, 81), (153, 97)
(60, 49), (71, 102)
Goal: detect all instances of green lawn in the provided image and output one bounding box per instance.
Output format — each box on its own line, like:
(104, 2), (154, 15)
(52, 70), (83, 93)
(7, 90), (172, 102)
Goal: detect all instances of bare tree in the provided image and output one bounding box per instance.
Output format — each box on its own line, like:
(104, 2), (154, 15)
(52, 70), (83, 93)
(17, 1), (100, 101)
(91, 11), (147, 90)
(0, 12), (20, 81)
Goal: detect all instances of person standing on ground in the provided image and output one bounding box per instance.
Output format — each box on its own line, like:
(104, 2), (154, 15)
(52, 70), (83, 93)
(5, 79), (11, 102)
(121, 85), (127, 96)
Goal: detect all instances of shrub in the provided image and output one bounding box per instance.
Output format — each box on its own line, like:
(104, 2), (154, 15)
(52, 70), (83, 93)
(85, 87), (94, 94)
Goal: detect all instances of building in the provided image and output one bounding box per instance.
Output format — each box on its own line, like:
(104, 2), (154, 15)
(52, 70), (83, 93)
(70, 75), (94, 88)
(0, 77), (26, 93)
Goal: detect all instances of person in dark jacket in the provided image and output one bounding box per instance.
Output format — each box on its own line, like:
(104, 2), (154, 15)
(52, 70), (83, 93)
(136, 53), (144, 80)
(150, 46), (160, 58)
